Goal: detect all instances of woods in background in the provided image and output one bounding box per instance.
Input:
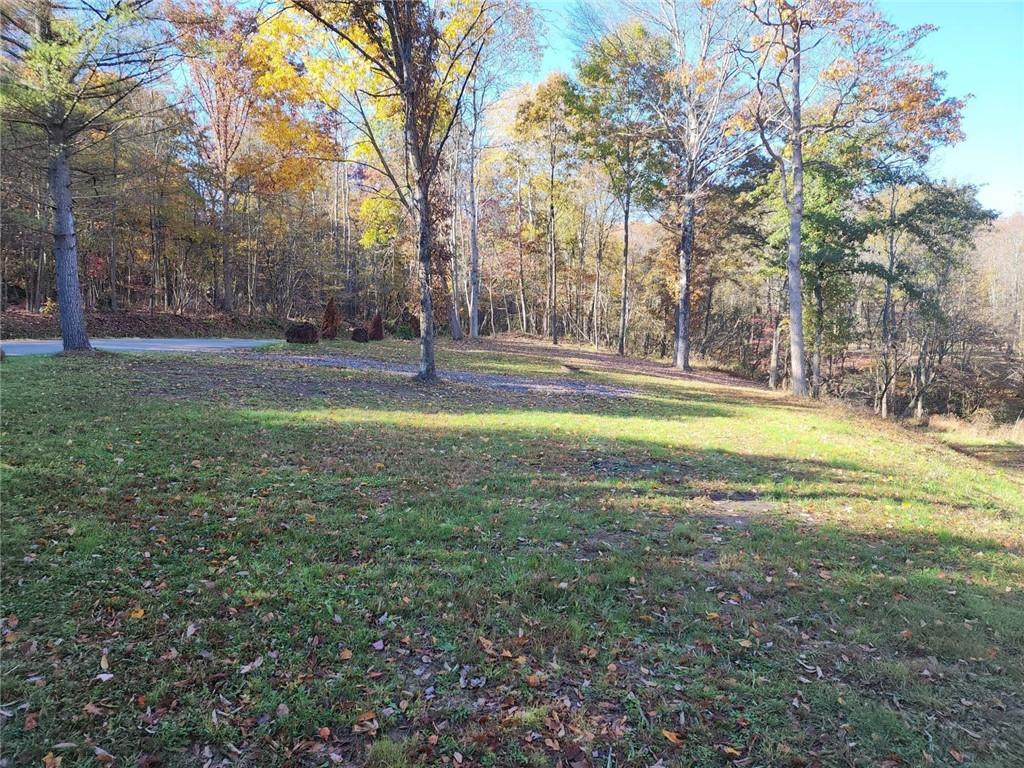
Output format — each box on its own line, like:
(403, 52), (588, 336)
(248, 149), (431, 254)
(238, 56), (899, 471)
(2, 0), (1021, 415)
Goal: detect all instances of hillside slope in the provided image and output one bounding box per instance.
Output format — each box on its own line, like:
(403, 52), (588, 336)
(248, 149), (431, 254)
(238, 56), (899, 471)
(2, 338), (1021, 767)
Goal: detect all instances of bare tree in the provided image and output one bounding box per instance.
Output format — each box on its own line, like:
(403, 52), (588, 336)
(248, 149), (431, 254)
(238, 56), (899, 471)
(172, 0), (257, 313)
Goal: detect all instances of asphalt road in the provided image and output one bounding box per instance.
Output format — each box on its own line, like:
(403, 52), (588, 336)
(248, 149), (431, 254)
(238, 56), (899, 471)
(1, 337), (276, 356)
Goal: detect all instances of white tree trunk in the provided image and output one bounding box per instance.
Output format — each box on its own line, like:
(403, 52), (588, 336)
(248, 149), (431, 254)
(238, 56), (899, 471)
(785, 47), (808, 396)
(673, 194), (695, 370)
(617, 192), (631, 356)
(468, 134), (481, 338)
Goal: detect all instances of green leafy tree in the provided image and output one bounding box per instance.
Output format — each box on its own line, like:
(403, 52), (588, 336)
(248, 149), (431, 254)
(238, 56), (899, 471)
(1, 0), (170, 349)
(569, 21), (664, 355)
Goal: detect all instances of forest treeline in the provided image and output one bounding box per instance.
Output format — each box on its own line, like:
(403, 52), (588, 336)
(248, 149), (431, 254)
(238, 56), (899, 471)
(2, 0), (1022, 417)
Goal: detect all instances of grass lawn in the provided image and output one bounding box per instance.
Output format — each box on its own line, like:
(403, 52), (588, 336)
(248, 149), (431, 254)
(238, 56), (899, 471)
(2, 337), (1022, 767)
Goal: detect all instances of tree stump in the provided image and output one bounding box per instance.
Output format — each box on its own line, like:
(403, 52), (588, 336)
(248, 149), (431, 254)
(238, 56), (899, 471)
(285, 321), (320, 344)
(368, 311), (384, 341)
(321, 296), (340, 340)
(351, 327), (369, 343)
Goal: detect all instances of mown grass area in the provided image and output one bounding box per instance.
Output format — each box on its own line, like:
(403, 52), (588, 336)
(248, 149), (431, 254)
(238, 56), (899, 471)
(2, 337), (1022, 767)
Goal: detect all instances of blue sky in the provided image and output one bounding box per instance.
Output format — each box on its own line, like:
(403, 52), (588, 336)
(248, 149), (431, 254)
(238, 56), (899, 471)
(527, 0), (1024, 215)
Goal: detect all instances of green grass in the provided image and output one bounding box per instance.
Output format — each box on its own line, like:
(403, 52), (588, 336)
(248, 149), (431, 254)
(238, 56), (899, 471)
(2, 337), (1022, 767)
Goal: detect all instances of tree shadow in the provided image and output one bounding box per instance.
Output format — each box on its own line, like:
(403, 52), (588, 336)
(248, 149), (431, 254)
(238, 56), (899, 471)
(948, 441), (1024, 471)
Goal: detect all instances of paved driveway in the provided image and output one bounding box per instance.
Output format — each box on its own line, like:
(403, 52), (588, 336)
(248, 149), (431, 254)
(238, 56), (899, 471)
(1, 338), (276, 356)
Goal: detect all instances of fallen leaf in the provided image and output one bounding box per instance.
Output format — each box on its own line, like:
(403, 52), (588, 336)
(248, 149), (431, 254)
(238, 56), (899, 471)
(351, 711), (379, 735)
(24, 711), (39, 731)
(339, 648), (352, 661)
(42, 753), (62, 768)
(477, 636), (496, 656)
(128, 607), (145, 620)
(239, 656), (264, 674)
(662, 729), (684, 746)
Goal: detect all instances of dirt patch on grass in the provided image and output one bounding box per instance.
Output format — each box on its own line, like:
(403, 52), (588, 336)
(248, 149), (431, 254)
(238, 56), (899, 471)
(262, 352), (638, 399)
(131, 357), (407, 402)
(127, 354), (631, 413)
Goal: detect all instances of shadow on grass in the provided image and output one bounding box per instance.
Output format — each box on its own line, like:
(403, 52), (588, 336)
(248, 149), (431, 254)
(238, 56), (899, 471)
(3, 415), (1022, 766)
(948, 441), (1024, 471)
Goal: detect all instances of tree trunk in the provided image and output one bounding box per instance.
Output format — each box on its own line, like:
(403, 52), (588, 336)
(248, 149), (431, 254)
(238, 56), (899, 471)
(699, 275), (714, 356)
(516, 166), (528, 333)
(486, 277), (495, 336)
(785, 46), (807, 396)
(768, 315), (782, 390)
(33, 190), (47, 311)
(448, 145), (463, 340)
(108, 132), (119, 311)
(617, 191), (631, 356)
(879, 190), (898, 418)
(812, 280), (823, 398)
(592, 237), (603, 350)
(673, 193), (695, 369)
(342, 156), (355, 316)
(414, 178), (436, 380)
(468, 134), (481, 338)
(448, 271), (463, 341)
(220, 175), (234, 312)
(149, 204), (160, 313)
(548, 147), (558, 345)
(48, 135), (91, 350)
